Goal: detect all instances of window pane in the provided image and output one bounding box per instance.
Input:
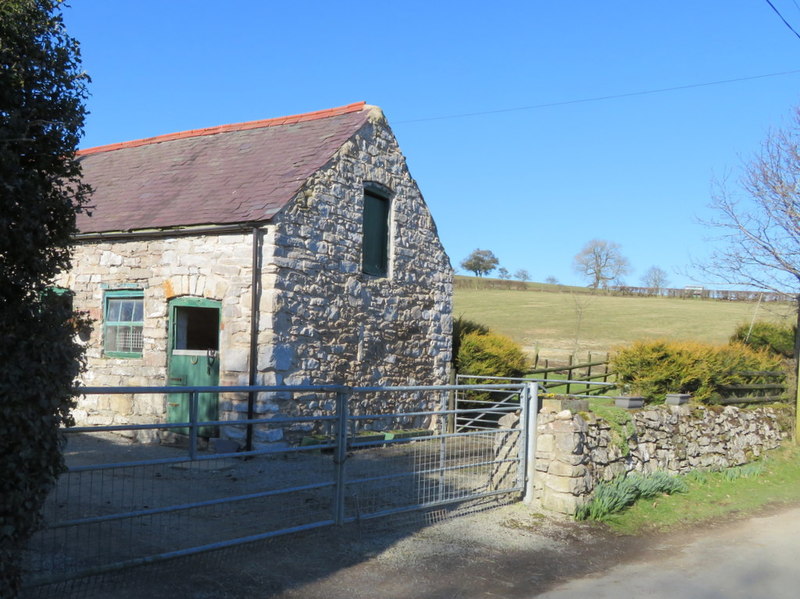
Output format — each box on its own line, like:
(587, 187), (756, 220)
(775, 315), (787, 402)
(106, 326), (119, 351)
(118, 325), (143, 352)
(107, 325), (144, 353)
(130, 326), (143, 351)
(107, 299), (122, 322)
(119, 300), (134, 322)
(132, 299), (144, 321)
(119, 326), (133, 352)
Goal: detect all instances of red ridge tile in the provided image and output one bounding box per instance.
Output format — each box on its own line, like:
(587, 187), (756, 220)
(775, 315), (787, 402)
(78, 101), (367, 157)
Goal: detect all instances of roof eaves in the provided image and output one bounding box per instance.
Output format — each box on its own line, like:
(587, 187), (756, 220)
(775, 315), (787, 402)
(75, 221), (270, 241)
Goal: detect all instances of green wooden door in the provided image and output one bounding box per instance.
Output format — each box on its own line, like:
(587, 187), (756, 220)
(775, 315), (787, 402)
(166, 297), (221, 436)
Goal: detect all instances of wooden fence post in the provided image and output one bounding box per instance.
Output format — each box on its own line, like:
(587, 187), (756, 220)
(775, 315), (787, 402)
(586, 352), (593, 394)
(566, 354), (573, 395)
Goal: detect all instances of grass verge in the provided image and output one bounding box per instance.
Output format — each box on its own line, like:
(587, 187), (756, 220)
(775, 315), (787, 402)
(602, 444), (800, 535)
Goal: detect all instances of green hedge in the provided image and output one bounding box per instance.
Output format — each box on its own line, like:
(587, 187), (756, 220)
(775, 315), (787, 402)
(611, 340), (781, 404)
(730, 321), (795, 358)
(452, 316), (490, 365)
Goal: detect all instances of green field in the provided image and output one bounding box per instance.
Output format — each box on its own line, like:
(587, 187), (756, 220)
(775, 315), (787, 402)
(453, 278), (795, 361)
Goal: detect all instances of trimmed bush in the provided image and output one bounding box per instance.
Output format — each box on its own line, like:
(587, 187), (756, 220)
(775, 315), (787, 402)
(453, 323), (527, 427)
(452, 316), (490, 365)
(730, 321), (795, 358)
(611, 340), (781, 404)
(456, 330), (527, 377)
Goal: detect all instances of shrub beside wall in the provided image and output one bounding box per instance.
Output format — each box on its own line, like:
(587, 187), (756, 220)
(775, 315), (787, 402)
(455, 326), (527, 426)
(456, 330), (527, 378)
(611, 340), (781, 403)
(730, 321), (796, 358)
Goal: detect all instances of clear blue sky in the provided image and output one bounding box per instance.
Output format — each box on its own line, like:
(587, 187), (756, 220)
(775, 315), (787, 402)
(63, 1), (800, 289)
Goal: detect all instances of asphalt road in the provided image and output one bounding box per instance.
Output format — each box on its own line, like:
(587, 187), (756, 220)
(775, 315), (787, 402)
(536, 506), (800, 599)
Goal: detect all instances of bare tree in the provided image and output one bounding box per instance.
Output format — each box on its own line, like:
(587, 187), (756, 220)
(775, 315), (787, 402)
(515, 269), (531, 282)
(642, 266), (669, 293)
(497, 267), (511, 280)
(544, 275), (558, 285)
(573, 240), (630, 289)
(700, 106), (800, 359)
(460, 249), (499, 277)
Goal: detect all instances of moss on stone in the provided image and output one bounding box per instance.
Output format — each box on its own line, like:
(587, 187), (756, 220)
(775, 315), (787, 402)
(766, 403), (795, 435)
(590, 403), (634, 457)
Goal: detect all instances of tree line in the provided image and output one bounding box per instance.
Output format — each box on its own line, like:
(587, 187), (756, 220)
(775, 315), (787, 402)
(460, 241), (669, 291)
(453, 275), (792, 302)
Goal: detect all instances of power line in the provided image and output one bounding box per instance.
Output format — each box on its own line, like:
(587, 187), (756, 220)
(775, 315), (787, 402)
(396, 69), (800, 124)
(764, 0), (800, 40)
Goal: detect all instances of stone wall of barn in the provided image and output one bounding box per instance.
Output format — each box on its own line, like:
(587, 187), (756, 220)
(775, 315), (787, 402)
(247, 107), (454, 440)
(57, 232), (256, 434)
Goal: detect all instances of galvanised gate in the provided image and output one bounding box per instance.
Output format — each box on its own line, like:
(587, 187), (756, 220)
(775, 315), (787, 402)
(22, 382), (538, 596)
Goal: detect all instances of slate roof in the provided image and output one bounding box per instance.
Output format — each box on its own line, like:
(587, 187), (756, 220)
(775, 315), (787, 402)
(75, 102), (371, 234)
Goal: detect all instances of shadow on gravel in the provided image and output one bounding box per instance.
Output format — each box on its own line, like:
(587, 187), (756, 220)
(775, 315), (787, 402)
(25, 502), (651, 599)
(23, 430), (546, 599)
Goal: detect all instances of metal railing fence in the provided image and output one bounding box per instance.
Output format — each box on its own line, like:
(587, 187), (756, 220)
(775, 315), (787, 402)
(22, 382), (536, 594)
(454, 374), (614, 431)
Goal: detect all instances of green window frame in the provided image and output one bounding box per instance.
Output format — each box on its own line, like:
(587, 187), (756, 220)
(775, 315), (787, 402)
(362, 189), (390, 277)
(104, 289), (144, 358)
(44, 286), (73, 311)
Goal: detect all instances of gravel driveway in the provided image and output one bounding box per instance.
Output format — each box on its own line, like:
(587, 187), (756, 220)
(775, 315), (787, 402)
(24, 432), (800, 599)
(24, 499), (642, 599)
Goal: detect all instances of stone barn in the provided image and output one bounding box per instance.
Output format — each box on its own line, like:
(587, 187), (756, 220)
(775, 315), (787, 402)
(57, 102), (453, 444)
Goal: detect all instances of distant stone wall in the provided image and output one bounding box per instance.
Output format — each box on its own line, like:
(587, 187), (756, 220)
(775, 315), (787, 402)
(528, 404), (786, 516)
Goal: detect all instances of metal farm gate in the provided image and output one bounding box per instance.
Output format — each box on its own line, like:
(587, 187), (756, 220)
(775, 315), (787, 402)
(22, 382), (537, 596)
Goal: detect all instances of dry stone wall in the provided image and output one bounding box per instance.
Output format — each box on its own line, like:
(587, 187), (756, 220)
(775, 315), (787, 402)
(526, 404), (785, 516)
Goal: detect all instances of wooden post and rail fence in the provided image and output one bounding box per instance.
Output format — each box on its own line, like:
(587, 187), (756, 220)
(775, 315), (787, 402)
(508, 353), (790, 404)
(454, 354), (792, 432)
(526, 354), (789, 404)
(527, 352), (614, 396)
(715, 370), (788, 405)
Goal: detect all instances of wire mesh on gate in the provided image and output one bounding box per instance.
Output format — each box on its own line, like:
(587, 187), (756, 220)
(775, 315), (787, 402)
(21, 382), (529, 596)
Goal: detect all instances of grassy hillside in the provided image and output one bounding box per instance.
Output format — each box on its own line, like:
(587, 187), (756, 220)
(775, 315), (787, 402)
(453, 279), (795, 361)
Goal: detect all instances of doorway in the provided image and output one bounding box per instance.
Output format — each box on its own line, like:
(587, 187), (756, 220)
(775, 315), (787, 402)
(167, 297), (221, 436)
